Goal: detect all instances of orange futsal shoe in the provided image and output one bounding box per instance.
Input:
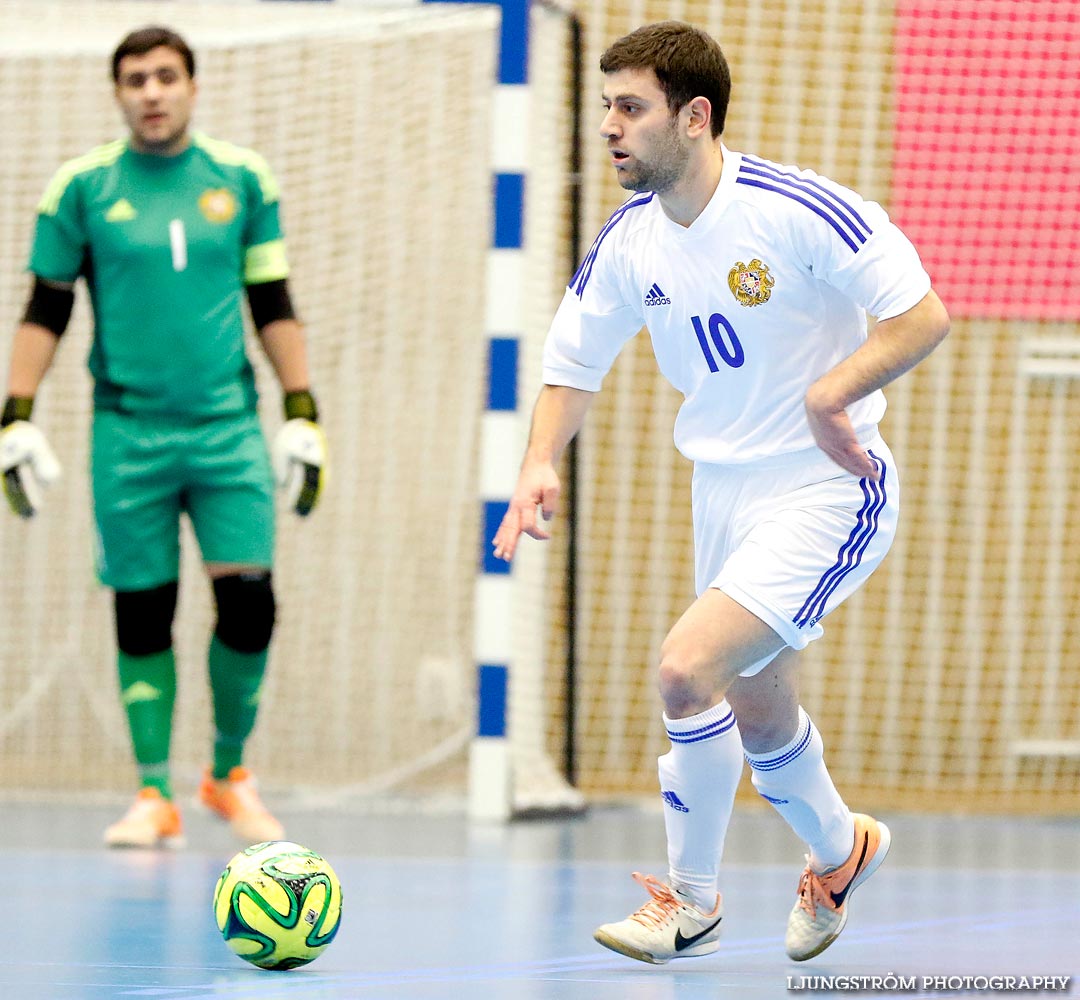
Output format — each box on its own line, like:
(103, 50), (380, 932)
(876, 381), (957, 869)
(785, 813), (891, 961)
(104, 787), (185, 849)
(198, 765), (285, 844)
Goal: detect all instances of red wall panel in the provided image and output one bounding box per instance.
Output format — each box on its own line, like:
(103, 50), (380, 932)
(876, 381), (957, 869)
(892, 1), (1080, 320)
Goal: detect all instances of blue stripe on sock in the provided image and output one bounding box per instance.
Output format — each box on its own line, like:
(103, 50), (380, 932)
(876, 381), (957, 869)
(666, 710), (737, 744)
(746, 720), (814, 771)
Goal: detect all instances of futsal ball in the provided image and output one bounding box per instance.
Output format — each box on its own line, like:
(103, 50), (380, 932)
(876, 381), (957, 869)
(213, 841), (343, 970)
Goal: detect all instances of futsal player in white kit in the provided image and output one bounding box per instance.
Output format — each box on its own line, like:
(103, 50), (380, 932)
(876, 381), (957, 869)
(493, 20), (949, 964)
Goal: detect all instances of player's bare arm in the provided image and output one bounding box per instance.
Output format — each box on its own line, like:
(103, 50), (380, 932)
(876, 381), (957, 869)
(7, 323), (61, 398)
(255, 316), (311, 393)
(492, 384), (595, 562)
(804, 288), (950, 478)
(254, 310), (327, 517)
(6, 278), (75, 397)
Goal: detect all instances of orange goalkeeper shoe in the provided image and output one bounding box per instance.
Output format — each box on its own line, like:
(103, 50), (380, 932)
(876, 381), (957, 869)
(198, 765), (285, 844)
(104, 787), (185, 849)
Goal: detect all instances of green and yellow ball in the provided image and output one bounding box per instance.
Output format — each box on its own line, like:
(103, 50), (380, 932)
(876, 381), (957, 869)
(213, 841), (343, 970)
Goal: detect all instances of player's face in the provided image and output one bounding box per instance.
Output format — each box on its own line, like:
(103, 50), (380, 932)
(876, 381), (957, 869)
(600, 68), (690, 195)
(114, 47), (197, 155)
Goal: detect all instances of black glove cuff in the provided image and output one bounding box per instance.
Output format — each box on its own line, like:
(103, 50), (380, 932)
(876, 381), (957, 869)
(283, 389), (318, 422)
(2, 396), (33, 427)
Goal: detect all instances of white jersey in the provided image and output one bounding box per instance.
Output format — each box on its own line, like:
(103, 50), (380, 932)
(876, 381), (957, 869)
(542, 147), (932, 464)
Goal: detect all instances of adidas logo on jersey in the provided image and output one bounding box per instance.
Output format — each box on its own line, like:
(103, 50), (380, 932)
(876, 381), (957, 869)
(644, 283), (671, 306)
(105, 199), (137, 222)
(661, 790), (689, 813)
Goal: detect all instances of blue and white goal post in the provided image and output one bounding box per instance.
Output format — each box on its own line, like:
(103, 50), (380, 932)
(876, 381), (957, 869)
(422, 0), (585, 820)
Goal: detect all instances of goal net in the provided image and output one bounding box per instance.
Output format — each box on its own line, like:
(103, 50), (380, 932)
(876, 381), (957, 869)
(4, 0), (1077, 820)
(527, 0), (1080, 815)
(0, 0), (500, 806)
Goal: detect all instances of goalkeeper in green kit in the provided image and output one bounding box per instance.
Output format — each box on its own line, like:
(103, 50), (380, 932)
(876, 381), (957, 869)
(0, 26), (326, 848)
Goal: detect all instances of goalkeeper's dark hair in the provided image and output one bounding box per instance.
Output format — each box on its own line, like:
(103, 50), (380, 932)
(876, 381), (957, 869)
(111, 26), (195, 82)
(600, 21), (730, 138)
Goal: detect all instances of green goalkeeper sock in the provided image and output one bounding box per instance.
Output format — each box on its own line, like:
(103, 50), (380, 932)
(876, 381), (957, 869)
(117, 649), (176, 799)
(208, 635), (267, 779)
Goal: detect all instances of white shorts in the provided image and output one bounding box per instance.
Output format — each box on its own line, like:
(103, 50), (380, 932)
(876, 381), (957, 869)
(693, 434), (899, 676)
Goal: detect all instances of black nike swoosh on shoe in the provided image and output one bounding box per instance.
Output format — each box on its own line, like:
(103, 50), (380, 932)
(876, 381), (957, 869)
(674, 916), (722, 952)
(829, 832), (870, 908)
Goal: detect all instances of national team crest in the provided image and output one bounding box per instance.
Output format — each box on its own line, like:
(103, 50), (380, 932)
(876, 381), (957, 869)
(727, 258), (775, 307)
(199, 188), (237, 223)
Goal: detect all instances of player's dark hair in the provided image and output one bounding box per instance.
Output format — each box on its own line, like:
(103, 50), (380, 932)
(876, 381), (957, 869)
(111, 26), (196, 82)
(600, 21), (730, 138)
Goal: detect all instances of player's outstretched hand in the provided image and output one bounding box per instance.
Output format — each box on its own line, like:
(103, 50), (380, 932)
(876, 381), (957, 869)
(804, 391), (879, 480)
(492, 461), (561, 563)
(0, 420), (61, 518)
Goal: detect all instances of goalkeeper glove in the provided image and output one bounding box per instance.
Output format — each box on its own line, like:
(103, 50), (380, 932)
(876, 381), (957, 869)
(272, 389), (327, 517)
(1, 397), (61, 519)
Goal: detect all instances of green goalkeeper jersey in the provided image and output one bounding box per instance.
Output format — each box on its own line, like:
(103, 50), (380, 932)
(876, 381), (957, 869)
(28, 132), (289, 417)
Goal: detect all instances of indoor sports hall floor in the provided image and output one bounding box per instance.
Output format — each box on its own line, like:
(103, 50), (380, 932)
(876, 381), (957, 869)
(1, 799), (1077, 999)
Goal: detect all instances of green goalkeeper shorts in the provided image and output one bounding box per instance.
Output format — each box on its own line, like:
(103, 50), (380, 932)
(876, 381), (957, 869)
(91, 409), (275, 591)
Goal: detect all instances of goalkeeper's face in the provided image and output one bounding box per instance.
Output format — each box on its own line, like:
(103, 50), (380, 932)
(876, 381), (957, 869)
(114, 46), (197, 156)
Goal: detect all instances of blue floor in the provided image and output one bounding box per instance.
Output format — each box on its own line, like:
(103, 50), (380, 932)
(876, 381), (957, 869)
(2, 802), (1077, 998)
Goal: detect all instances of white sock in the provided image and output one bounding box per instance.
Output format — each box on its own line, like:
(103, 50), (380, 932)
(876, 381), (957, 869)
(744, 707), (854, 871)
(659, 700), (743, 912)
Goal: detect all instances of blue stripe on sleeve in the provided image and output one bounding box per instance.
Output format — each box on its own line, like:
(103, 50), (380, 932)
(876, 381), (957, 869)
(570, 193), (653, 297)
(741, 155), (873, 236)
(737, 163), (871, 245)
(735, 177), (861, 252)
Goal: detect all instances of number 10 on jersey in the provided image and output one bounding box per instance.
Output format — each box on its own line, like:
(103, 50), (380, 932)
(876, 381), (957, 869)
(692, 313), (744, 371)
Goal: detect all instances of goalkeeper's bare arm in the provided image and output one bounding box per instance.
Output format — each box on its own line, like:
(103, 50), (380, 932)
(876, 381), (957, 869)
(248, 284), (327, 518)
